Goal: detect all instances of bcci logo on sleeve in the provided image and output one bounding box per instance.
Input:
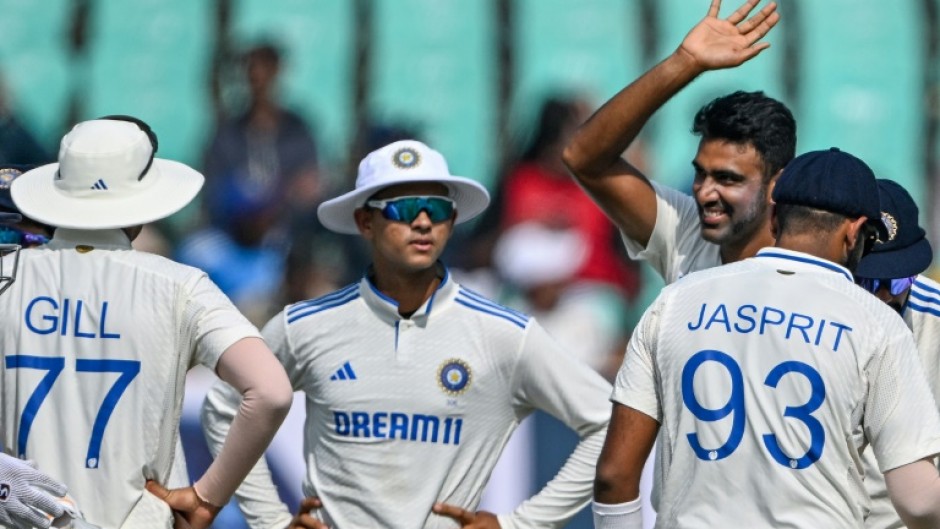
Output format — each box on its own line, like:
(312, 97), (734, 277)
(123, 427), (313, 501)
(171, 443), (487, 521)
(438, 358), (471, 396)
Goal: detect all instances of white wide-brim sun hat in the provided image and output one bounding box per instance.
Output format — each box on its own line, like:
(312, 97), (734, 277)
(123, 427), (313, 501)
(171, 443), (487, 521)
(317, 139), (490, 234)
(12, 119), (204, 230)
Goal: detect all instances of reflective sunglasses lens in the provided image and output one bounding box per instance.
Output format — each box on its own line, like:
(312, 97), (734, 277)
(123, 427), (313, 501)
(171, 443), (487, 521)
(856, 277), (879, 294)
(889, 276), (916, 296)
(382, 198), (453, 223)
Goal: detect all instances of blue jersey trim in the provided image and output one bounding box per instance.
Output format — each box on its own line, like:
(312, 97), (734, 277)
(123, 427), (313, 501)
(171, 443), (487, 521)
(755, 251), (852, 281)
(288, 290), (361, 324)
(913, 279), (940, 298)
(909, 288), (940, 308)
(287, 284), (358, 316)
(458, 288), (529, 320)
(907, 300), (940, 318)
(455, 295), (528, 328)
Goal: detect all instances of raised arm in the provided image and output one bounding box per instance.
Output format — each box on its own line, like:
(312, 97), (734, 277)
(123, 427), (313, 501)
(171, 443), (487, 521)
(562, 0), (779, 246)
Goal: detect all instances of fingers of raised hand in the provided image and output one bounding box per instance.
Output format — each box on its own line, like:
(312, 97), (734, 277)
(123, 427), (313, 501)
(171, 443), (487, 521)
(738, 2), (779, 41)
(724, 0), (761, 24)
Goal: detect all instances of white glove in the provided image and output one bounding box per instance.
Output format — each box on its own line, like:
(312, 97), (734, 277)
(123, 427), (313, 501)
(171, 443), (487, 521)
(0, 453), (68, 529)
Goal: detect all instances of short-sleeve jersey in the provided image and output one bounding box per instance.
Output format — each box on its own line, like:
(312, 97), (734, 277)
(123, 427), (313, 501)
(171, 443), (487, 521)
(620, 181), (720, 284)
(613, 248), (940, 528)
(0, 229), (259, 529)
(863, 274), (940, 529)
(257, 268), (611, 528)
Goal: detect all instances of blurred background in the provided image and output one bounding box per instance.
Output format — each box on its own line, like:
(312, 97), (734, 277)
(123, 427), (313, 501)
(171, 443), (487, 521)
(1, 0), (939, 527)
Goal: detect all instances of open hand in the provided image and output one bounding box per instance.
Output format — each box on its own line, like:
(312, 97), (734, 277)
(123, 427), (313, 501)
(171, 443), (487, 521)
(679, 0), (780, 71)
(432, 503), (500, 528)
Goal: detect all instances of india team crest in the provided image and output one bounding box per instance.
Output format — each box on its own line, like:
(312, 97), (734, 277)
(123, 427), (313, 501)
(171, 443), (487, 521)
(438, 358), (472, 396)
(880, 211), (898, 243)
(392, 147), (421, 169)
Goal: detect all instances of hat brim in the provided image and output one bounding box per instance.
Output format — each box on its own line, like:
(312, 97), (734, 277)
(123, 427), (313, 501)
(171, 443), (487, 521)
(317, 175), (490, 234)
(11, 159), (204, 230)
(855, 236), (933, 279)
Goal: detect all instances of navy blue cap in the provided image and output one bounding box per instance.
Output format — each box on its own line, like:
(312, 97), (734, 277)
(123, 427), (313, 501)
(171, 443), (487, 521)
(772, 148), (888, 240)
(854, 179), (932, 279)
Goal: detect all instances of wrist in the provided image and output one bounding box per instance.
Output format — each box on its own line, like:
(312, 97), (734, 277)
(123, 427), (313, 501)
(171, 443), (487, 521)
(671, 46), (706, 78)
(192, 484), (224, 514)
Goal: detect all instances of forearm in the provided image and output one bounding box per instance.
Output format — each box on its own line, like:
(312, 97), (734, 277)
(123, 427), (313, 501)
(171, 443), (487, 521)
(195, 338), (293, 507)
(201, 380), (293, 528)
(885, 458), (940, 529)
(562, 49), (702, 179)
(498, 426), (607, 529)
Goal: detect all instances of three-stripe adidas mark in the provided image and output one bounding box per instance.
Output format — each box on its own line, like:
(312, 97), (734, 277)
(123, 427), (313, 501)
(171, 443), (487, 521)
(90, 179), (109, 190)
(330, 361), (357, 381)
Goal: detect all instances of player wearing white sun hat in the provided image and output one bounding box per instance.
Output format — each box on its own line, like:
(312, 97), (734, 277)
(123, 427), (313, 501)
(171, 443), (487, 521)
(0, 117), (293, 529)
(202, 139), (612, 528)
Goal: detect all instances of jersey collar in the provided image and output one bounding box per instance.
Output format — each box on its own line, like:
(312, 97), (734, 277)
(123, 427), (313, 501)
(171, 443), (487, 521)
(46, 228), (133, 251)
(359, 262), (458, 326)
(753, 247), (853, 282)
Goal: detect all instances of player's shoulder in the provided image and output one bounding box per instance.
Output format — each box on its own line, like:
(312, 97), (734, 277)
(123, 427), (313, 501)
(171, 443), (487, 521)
(907, 275), (940, 319)
(452, 284), (531, 332)
(282, 282), (362, 327)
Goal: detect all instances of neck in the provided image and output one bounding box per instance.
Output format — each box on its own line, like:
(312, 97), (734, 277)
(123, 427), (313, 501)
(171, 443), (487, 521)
(370, 262), (442, 316)
(720, 226), (775, 264)
(774, 233), (845, 265)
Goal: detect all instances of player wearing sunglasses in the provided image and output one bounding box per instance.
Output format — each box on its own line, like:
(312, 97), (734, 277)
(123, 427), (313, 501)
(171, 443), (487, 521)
(853, 179), (940, 529)
(202, 140), (612, 529)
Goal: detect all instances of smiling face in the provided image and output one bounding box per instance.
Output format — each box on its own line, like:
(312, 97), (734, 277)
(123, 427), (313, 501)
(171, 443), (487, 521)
(355, 182), (455, 276)
(691, 139), (774, 249)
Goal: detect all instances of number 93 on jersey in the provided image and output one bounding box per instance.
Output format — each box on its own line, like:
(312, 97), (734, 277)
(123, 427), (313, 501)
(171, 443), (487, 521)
(681, 349), (826, 470)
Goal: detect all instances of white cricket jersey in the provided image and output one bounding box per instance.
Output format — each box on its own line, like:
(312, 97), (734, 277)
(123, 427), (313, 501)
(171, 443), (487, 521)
(202, 266), (611, 529)
(863, 274), (940, 529)
(0, 229), (259, 529)
(613, 248), (940, 528)
(620, 181), (721, 284)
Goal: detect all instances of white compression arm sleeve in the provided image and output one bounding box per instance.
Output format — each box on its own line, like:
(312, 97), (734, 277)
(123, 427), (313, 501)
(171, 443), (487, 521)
(884, 458), (940, 529)
(194, 337), (293, 507)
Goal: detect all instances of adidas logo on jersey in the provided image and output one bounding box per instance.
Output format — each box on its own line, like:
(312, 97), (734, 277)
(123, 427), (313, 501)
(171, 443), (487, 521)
(90, 179), (109, 190)
(330, 361), (357, 381)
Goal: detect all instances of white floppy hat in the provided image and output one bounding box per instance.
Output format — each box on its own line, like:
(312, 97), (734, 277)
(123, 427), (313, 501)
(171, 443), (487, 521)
(11, 119), (204, 230)
(317, 140), (490, 234)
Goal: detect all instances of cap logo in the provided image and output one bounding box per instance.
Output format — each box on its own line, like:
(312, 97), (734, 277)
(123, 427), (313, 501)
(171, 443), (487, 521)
(392, 147), (421, 169)
(880, 211), (898, 243)
(0, 168), (21, 189)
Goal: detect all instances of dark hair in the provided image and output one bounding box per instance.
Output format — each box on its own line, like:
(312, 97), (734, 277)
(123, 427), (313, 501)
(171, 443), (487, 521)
(692, 91), (796, 179)
(245, 43), (281, 67)
(775, 203), (848, 236)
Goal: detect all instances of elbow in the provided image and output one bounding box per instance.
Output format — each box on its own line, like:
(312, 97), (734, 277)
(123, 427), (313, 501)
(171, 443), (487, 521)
(257, 370), (294, 421)
(561, 144), (590, 182)
(594, 458), (638, 502)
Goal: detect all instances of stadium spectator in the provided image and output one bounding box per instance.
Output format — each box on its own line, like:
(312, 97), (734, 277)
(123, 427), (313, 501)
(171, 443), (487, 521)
(202, 139), (612, 528)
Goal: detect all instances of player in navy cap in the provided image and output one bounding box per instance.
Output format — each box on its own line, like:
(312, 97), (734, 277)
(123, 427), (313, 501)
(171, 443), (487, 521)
(593, 148), (940, 528)
(852, 179), (940, 529)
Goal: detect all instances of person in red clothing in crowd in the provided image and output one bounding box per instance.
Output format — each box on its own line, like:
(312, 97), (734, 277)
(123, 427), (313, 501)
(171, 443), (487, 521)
(500, 96), (641, 300)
